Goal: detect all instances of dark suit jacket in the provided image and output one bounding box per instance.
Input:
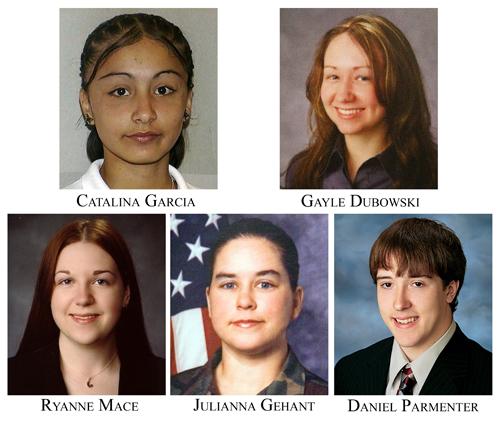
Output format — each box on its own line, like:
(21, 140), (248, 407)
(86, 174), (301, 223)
(335, 325), (492, 395)
(8, 342), (165, 395)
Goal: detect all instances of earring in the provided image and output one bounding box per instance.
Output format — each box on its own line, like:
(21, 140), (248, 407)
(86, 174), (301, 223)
(85, 114), (95, 126)
(183, 111), (191, 122)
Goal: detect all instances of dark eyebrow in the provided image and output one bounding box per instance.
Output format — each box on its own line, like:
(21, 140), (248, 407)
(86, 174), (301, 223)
(214, 272), (236, 280)
(54, 270), (115, 276)
(93, 270), (116, 276)
(323, 65), (371, 70)
(98, 69), (183, 81)
(256, 269), (281, 277)
(214, 269), (282, 280)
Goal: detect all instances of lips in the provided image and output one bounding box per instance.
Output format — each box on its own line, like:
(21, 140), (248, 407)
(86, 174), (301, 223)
(126, 132), (161, 143)
(335, 107), (364, 118)
(70, 313), (100, 324)
(393, 316), (418, 328)
(231, 320), (263, 329)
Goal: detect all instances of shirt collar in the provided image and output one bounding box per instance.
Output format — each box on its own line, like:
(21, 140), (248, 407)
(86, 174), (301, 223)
(324, 142), (401, 189)
(80, 159), (191, 189)
(199, 347), (306, 395)
(386, 321), (456, 395)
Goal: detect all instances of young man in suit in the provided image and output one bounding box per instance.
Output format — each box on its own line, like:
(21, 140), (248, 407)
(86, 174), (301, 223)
(335, 218), (492, 395)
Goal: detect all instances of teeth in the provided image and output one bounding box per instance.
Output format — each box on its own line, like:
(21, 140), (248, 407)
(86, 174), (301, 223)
(337, 108), (363, 116)
(395, 317), (417, 324)
(72, 315), (97, 320)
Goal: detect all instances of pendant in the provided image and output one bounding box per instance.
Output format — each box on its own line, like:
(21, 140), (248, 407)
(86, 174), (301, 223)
(87, 378), (94, 388)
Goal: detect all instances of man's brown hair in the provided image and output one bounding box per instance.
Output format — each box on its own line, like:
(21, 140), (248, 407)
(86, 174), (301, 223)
(369, 218), (466, 312)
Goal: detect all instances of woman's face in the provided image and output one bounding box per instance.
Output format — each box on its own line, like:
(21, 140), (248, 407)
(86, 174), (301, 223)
(80, 37), (192, 166)
(206, 237), (303, 356)
(51, 241), (130, 347)
(320, 33), (386, 140)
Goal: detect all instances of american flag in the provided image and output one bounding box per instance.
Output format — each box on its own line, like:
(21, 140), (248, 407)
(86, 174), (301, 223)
(170, 214), (227, 375)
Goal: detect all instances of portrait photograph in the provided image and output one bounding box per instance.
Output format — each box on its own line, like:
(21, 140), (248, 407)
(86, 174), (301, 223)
(60, 8), (217, 189)
(334, 214), (491, 395)
(281, 9), (437, 189)
(170, 214), (328, 395)
(8, 214), (166, 395)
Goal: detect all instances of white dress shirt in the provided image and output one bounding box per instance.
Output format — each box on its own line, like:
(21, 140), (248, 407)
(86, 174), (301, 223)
(64, 159), (194, 189)
(385, 321), (456, 395)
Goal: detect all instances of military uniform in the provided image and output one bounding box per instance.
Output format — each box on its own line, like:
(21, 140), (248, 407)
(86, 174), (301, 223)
(172, 348), (327, 395)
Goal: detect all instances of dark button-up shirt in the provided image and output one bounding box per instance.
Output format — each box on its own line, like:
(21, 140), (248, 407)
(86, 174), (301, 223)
(171, 348), (327, 395)
(322, 143), (401, 189)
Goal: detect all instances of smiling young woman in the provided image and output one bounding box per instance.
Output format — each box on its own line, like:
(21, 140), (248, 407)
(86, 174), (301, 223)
(171, 218), (327, 395)
(8, 219), (165, 395)
(285, 14), (437, 189)
(65, 13), (195, 189)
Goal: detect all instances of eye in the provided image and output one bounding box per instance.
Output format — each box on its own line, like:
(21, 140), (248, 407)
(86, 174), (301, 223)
(109, 87), (130, 97)
(324, 73), (338, 81)
(56, 278), (72, 286)
(257, 281), (274, 289)
(221, 281), (236, 289)
(379, 281), (392, 289)
(412, 280), (424, 288)
(155, 85), (174, 96)
(93, 278), (109, 286)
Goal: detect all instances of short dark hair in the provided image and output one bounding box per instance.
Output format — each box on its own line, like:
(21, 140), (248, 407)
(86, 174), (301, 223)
(369, 218), (466, 312)
(208, 218), (300, 289)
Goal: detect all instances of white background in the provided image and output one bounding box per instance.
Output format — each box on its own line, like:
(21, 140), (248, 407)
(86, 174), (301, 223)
(0, 0), (497, 420)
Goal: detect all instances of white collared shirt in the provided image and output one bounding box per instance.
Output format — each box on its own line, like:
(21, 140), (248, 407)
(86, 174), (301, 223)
(385, 321), (456, 395)
(64, 159), (194, 189)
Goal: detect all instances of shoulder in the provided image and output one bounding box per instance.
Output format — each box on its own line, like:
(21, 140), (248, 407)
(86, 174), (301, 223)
(9, 343), (61, 394)
(304, 369), (328, 395)
(171, 365), (209, 395)
(426, 325), (492, 395)
(334, 337), (392, 395)
(64, 159), (107, 190)
(335, 337), (393, 380)
(336, 337), (393, 371)
(169, 165), (197, 189)
(452, 326), (492, 371)
(120, 354), (166, 395)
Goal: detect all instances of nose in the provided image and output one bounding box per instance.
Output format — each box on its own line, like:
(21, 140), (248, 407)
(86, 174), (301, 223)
(132, 91), (157, 124)
(337, 78), (354, 102)
(75, 283), (95, 307)
(393, 285), (411, 311)
(236, 286), (256, 310)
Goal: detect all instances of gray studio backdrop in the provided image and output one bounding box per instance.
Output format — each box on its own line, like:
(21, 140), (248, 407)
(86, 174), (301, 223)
(280, 9), (438, 184)
(8, 214), (166, 358)
(230, 214), (328, 381)
(60, 8), (217, 188)
(334, 214), (492, 364)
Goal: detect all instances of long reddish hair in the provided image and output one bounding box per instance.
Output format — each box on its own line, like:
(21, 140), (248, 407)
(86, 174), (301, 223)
(285, 15), (437, 189)
(16, 219), (152, 358)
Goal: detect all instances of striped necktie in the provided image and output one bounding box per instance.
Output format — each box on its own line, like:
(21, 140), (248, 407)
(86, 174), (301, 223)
(397, 366), (416, 395)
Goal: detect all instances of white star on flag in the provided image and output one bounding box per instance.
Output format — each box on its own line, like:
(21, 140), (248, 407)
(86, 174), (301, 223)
(185, 236), (210, 264)
(170, 214), (185, 237)
(205, 214), (222, 230)
(171, 271), (192, 298)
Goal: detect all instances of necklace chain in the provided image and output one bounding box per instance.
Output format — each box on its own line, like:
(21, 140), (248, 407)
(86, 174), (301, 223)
(86, 352), (118, 388)
(62, 352), (118, 389)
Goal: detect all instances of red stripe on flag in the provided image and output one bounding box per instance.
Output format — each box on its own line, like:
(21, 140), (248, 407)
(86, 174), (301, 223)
(170, 321), (178, 375)
(201, 307), (221, 359)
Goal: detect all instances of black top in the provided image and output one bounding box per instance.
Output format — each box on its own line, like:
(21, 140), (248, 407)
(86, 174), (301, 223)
(284, 143), (401, 189)
(8, 342), (165, 395)
(335, 325), (492, 395)
(321, 143), (400, 189)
